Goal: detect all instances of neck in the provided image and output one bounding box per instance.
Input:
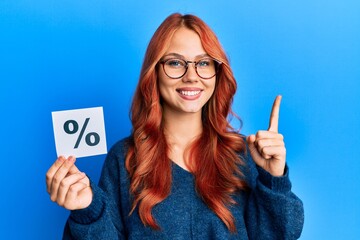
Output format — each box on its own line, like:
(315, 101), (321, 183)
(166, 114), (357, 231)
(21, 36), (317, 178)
(163, 109), (203, 145)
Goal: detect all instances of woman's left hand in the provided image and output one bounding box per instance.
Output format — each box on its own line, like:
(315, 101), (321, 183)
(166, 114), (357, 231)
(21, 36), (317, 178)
(247, 95), (286, 177)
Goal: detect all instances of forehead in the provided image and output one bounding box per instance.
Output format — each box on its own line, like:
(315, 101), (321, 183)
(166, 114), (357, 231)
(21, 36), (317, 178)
(164, 27), (206, 59)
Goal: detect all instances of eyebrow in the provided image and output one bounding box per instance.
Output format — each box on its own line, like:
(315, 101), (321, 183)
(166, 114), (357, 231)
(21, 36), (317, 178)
(162, 53), (210, 59)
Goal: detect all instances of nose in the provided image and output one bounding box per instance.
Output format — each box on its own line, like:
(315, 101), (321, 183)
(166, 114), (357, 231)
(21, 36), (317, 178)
(182, 63), (198, 82)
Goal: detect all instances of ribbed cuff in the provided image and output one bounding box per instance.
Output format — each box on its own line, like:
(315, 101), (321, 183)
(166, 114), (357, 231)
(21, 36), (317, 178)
(256, 165), (292, 193)
(70, 180), (105, 224)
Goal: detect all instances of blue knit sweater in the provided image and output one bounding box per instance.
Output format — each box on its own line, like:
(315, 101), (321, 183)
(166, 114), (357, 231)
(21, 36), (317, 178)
(63, 137), (304, 239)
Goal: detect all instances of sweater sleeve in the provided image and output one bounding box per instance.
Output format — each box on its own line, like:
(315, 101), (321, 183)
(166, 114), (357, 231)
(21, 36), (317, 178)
(62, 141), (127, 240)
(243, 149), (304, 240)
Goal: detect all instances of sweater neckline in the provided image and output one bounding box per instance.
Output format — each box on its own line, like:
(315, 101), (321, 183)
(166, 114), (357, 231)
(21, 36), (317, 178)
(172, 161), (192, 176)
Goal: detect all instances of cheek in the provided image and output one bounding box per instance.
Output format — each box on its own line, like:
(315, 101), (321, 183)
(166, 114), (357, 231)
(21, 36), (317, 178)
(158, 78), (175, 99)
(158, 72), (169, 95)
(205, 80), (216, 96)
(159, 84), (168, 99)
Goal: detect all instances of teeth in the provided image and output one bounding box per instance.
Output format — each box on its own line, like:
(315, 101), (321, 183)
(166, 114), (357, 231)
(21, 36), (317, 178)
(180, 90), (201, 96)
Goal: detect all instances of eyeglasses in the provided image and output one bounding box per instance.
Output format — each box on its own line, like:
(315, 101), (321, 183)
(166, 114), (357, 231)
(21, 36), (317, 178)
(159, 57), (222, 79)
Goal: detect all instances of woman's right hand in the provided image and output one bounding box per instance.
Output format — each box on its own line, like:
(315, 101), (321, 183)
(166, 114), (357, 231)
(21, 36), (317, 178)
(46, 156), (93, 210)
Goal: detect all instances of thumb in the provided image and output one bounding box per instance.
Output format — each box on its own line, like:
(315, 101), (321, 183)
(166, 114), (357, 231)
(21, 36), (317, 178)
(246, 134), (256, 147)
(66, 156), (81, 175)
(246, 134), (263, 166)
(246, 134), (257, 154)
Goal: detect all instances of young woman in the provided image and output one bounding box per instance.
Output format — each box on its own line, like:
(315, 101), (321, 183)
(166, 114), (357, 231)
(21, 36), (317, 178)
(46, 13), (304, 239)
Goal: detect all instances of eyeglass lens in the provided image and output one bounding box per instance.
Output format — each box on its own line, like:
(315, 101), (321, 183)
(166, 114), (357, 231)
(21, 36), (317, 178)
(162, 58), (218, 79)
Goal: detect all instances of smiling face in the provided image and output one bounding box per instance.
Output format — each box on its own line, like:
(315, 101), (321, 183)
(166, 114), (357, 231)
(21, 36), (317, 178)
(158, 27), (216, 117)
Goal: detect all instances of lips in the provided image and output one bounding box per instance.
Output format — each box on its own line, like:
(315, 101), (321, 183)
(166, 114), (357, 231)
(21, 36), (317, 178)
(176, 88), (203, 100)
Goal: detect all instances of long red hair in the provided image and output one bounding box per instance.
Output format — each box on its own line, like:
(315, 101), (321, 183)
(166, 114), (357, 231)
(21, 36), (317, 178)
(125, 13), (247, 232)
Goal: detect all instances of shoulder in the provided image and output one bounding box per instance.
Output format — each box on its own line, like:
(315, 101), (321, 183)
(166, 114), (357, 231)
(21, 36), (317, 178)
(107, 136), (133, 159)
(100, 136), (133, 174)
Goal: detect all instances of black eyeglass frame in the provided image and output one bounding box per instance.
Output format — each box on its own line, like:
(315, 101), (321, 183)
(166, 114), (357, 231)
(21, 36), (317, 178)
(159, 57), (223, 79)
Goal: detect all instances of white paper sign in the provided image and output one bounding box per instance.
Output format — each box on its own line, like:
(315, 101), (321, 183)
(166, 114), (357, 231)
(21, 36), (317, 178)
(51, 107), (107, 158)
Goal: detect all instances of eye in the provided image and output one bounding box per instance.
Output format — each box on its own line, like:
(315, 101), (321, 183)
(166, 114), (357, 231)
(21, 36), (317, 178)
(197, 59), (213, 68)
(165, 59), (186, 68)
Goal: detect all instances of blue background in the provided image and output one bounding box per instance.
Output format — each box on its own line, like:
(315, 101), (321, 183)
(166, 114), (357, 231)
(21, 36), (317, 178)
(1, 1), (359, 239)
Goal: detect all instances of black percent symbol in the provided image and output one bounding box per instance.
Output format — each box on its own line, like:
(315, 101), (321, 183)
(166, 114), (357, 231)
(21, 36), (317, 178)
(63, 118), (100, 149)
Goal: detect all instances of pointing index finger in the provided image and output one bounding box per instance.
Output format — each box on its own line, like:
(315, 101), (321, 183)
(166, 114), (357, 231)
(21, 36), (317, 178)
(268, 95), (282, 132)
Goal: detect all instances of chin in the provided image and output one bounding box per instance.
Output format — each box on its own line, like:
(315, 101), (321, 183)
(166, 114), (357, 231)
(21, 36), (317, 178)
(183, 107), (202, 113)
